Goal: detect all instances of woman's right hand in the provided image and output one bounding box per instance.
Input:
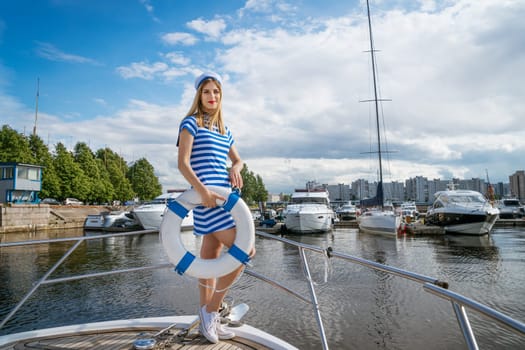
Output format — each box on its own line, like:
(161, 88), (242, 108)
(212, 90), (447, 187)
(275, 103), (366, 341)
(201, 189), (225, 208)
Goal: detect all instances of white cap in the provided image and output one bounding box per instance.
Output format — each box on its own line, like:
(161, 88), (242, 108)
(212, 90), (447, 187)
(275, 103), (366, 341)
(194, 71), (222, 90)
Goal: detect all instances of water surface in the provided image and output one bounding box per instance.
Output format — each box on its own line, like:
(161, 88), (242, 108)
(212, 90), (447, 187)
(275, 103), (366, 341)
(1, 227), (524, 349)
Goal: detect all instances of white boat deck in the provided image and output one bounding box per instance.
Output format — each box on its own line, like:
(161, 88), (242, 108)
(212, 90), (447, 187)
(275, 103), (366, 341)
(0, 316), (282, 350)
(0, 330), (271, 349)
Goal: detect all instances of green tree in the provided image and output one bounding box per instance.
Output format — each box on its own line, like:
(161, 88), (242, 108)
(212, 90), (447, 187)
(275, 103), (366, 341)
(0, 125), (165, 203)
(53, 142), (90, 201)
(29, 134), (61, 199)
(254, 174), (268, 203)
(280, 193), (291, 202)
(96, 147), (134, 202)
(239, 164), (268, 205)
(74, 142), (114, 204)
(127, 158), (162, 200)
(95, 158), (116, 203)
(0, 125), (34, 163)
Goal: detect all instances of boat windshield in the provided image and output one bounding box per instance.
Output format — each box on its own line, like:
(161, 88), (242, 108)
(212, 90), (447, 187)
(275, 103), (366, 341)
(448, 194), (485, 203)
(142, 198), (168, 205)
(292, 197), (328, 205)
(502, 200), (521, 207)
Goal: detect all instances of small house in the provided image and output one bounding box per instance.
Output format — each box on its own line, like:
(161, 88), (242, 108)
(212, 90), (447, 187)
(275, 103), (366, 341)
(0, 162), (43, 204)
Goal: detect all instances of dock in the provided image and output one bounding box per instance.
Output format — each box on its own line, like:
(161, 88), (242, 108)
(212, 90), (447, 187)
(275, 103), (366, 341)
(255, 218), (525, 236)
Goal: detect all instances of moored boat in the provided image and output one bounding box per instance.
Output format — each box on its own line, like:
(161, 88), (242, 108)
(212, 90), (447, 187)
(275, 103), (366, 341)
(396, 201), (420, 222)
(425, 189), (499, 235)
(132, 190), (194, 230)
(356, 1), (401, 237)
(336, 202), (358, 220)
(358, 207), (401, 236)
(497, 198), (524, 219)
(283, 188), (335, 234)
(84, 211), (141, 231)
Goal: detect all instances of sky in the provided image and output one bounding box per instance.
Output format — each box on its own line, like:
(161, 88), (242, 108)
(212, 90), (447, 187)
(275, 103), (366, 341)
(1, 0), (524, 195)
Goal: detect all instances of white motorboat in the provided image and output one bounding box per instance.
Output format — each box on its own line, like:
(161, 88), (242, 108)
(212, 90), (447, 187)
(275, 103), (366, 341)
(425, 189), (500, 235)
(283, 188), (334, 234)
(396, 201), (420, 222)
(132, 190), (194, 230)
(336, 202), (358, 220)
(356, 1), (401, 236)
(84, 211), (141, 231)
(497, 198), (524, 219)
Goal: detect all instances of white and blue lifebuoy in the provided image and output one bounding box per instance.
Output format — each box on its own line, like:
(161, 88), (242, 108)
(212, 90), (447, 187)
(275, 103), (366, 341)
(160, 186), (255, 279)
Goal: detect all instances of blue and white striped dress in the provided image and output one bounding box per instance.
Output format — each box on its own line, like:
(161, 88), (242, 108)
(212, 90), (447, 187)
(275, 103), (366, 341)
(178, 115), (236, 235)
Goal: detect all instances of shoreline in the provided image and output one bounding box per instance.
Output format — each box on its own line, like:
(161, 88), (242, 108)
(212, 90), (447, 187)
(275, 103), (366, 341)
(1, 204), (523, 236)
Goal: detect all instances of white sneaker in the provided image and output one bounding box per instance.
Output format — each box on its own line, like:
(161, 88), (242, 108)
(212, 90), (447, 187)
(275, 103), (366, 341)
(199, 305), (218, 344)
(217, 321), (235, 340)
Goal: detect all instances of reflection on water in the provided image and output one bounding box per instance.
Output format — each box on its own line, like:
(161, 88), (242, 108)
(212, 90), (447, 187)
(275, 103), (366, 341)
(1, 228), (524, 349)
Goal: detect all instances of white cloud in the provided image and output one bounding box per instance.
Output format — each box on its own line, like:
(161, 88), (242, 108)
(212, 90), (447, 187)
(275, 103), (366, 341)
(35, 42), (100, 65)
(140, 0), (160, 22)
(116, 61), (169, 80)
(187, 18), (227, 39)
(161, 32), (198, 46)
(164, 52), (191, 65)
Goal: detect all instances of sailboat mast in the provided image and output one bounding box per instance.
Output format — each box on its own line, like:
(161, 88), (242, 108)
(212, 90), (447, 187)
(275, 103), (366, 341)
(366, 0), (385, 209)
(366, 0), (383, 186)
(33, 77), (40, 137)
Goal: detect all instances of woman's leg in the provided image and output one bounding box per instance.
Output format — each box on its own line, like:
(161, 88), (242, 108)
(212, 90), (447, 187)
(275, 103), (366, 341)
(199, 233), (222, 308)
(206, 227), (246, 312)
(199, 227), (255, 342)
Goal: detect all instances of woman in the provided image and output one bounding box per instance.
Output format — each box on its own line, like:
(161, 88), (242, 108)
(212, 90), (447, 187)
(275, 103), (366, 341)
(177, 71), (254, 344)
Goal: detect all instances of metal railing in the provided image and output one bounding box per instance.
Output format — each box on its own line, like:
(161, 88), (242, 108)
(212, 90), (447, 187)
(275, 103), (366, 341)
(1, 229), (524, 350)
(252, 231), (524, 350)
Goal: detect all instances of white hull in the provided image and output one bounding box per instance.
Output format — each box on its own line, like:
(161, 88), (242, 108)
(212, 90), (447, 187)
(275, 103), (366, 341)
(284, 187), (334, 234)
(284, 205), (333, 234)
(337, 203), (358, 220)
(84, 211), (140, 230)
(133, 205), (193, 230)
(84, 214), (104, 229)
(357, 211), (401, 236)
(442, 213), (499, 235)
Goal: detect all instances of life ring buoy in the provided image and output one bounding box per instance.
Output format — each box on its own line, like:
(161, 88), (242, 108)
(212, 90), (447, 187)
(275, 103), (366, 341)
(160, 186), (255, 279)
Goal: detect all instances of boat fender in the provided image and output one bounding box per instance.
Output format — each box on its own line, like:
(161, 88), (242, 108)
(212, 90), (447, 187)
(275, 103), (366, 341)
(160, 186), (255, 279)
(397, 223), (407, 235)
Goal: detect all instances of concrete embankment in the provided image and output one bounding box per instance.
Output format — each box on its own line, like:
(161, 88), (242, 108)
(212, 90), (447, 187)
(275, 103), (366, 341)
(0, 204), (118, 234)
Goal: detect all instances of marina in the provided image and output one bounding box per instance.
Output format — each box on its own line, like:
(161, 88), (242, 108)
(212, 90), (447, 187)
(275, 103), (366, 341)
(1, 2), (524, 348)
(1, 225), (524, 349)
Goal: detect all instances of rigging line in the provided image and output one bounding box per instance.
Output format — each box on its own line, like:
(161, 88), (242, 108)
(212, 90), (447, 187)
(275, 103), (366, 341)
(374, 54), (395, 183)
(367, 1), (395, 185)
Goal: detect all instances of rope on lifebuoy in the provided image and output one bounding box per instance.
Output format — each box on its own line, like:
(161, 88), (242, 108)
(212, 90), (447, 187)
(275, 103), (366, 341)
(160, 186), (255, 279)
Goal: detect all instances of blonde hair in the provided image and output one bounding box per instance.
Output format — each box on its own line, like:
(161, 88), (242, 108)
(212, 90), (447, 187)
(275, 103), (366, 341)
(185, 78), (225, 134)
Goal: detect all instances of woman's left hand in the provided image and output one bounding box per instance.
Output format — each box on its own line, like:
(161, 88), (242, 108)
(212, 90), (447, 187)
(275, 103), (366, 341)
(229, 168), (243, 189)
